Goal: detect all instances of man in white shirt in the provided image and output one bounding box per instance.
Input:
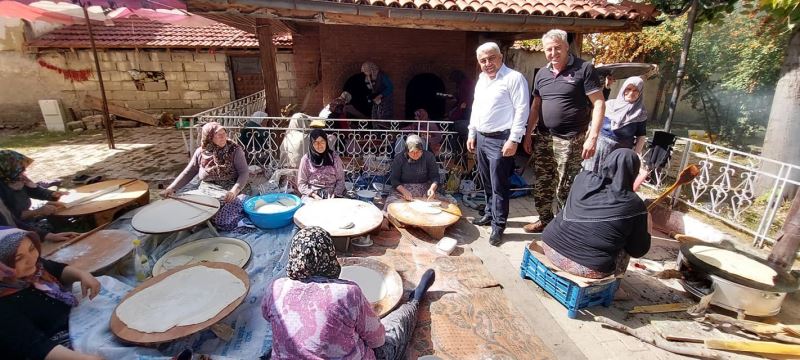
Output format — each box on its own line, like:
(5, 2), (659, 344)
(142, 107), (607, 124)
(467, 42), (530, 246)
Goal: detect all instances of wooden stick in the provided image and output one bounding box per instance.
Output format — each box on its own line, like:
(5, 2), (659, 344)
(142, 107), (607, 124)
(43, 222), (111, 257)
(167, 195), (218, 209)
(594, 316), (729, 359)
(629, 303), (694, 314)
(705, 339), (800, 356)
(118, 179), (138, 188)
(647, 164), (701, 212)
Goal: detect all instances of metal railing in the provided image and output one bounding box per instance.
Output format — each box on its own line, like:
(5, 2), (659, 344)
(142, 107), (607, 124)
(642, 137), (800, 247)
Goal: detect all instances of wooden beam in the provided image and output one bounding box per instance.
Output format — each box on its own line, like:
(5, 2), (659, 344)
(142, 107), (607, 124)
(83, 95), (158, 126)
(256, 18), (281, 116)
(705, 339), (800, 356)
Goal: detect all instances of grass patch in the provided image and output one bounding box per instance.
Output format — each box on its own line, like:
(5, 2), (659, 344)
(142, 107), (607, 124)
(0, 130), (101, 150)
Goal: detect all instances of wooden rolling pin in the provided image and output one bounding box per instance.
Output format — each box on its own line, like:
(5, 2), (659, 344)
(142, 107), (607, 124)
(647, 164), (700, 212)
(43, 222), (111, 257)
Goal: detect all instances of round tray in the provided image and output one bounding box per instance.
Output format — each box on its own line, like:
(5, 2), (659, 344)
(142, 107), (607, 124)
(110, 262), (249, 345)
(339, 257), (403, 317)
(132, 194), (220, 234)
(152, 237), (252, 276)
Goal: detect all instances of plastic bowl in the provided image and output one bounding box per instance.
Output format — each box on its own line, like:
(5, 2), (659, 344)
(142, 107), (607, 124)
(243, 193), (302, 229)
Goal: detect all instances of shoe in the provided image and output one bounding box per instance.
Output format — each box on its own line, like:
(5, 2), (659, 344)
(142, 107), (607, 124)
(523, 220), (547, 233)
(472, 214), (491, 226)
(409, 269), (436, 301)
(489, 228), (504, 246)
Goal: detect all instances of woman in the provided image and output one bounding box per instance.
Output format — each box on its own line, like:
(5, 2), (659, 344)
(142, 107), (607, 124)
(297, 129), (346, 201)
(0, 150), (78, 242)
(362, 62), (394, 122)
(0, 228), (102, 360)
(262, 226), (435, 360)
(387, 135), (439, 204)
(542, 149), (651, 279)
(162, 122), (249, 231)
(319, 91), (367, 123)
(583, 76), (648, 173)
(279, 113), (311, 168)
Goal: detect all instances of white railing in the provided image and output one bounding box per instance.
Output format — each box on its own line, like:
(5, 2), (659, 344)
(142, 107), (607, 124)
(642, 137), (800, 247)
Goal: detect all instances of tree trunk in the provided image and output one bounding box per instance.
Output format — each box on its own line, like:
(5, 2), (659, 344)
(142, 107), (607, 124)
(768, 190), (800, 272)
(759, 27), (800, 199)
(651, 77), (667, 126)
(663, 0), (699, 132)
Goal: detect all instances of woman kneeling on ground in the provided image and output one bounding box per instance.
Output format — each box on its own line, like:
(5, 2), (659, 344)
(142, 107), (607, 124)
(297, 129), (345, 201)
(0, 228), (102, 360)
(262, 226), (435, 359)
(542, 148), (651, 279)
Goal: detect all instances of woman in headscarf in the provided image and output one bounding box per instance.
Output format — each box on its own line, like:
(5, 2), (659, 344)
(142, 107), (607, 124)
(162, 122), (249, 231)
(0, 150), (78, 242)
(262, 226), (435, 360)
(0, 228), (101, 360)
(278, 113), (312, 168)
(362, 62), (394, 123)
(542, 149), (651, 279)
(296, 129), (345, 201)
(583, 76), (648, 173)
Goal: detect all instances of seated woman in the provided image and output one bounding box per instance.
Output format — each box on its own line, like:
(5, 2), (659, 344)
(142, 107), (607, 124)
(387, 135), (440, 205)
(542, 149), (651, 279)
(162, 122), (249, 231)
(583, 76), (648, 173)
(262, 226), (435, 360)
(0, 151), (78, 243)
(0, 228), (101, 360)
(297, 129), (345, 201)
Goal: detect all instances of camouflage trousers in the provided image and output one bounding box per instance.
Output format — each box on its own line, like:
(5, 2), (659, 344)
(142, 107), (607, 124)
(532, 131), (586, 224)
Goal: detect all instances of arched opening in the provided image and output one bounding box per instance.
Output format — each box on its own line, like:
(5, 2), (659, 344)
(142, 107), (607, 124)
(405, 73), (446, 120)
(342, 73), (372, 119)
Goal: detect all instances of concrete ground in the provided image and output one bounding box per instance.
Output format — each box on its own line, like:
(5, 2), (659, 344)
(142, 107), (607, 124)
(10, 127), (800, 360)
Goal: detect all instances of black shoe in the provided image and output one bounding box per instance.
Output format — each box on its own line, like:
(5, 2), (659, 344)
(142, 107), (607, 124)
(472, 214), (491, 226)
(489, 228), (504, 246)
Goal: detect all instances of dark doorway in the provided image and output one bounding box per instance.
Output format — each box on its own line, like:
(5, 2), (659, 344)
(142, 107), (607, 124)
(405, 73), (446, 120)
(342, 73), (372, 118)
(229, 55), (264, 99)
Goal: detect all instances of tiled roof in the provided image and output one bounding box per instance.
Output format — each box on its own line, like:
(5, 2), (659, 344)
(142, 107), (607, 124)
(319, 0), (657, 22)
(28, 17), (292, 49)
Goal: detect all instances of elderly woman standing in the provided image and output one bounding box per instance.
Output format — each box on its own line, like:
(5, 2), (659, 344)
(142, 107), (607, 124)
(0, 228), (102, 360)
(362, 62), (394, 122)
(262, 226), (435, 360)
(387, 135), (439, 204)
(583, 77), (648, 173)
(543, 149), (651, 279)
(297, 129), (346, 201)
(162, 122), (249, 231)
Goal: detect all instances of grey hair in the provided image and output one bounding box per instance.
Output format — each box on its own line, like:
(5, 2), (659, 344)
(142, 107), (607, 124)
(542, 29), (568, 44)
(405, 134), (424, 151)
(476, 42), (501, 55)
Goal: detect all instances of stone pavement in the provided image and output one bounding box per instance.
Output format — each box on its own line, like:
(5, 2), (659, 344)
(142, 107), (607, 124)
(7, 128), (800, 360)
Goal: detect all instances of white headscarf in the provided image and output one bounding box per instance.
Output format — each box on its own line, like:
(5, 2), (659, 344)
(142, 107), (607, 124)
(279, 113), (311, 168)
(606, 76), (646, 131)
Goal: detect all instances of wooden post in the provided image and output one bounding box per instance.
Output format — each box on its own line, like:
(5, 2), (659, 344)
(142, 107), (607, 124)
(663, 0), (699, 132)
(768, 191), (800, 272)
(82, 3), (114, 149)
(256, 18), (281, 117)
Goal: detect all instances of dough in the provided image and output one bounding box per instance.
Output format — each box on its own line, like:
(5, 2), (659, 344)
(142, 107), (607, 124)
(132, 195), (218, 233)
(116, 266), (247, 333)
(690, 245), (778, 286)
(339, 266), (386, 302)
(409, 200), (442, 214)
(256, 203), (293, 214)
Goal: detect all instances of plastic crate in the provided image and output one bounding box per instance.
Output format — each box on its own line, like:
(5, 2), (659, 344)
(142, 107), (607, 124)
(520, 246), (620, 318)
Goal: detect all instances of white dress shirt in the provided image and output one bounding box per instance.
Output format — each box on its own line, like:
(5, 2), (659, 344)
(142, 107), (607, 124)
(468, 64), (530, 143)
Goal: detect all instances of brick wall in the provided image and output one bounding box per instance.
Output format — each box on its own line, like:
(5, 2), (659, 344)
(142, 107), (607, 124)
(292, 24), (480, 118)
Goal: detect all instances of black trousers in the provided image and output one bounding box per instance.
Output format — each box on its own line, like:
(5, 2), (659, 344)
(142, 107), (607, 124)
(476, 131), (513, 231)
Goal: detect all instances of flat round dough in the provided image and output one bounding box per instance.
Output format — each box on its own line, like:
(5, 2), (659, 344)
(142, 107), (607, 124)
(339, 266), (386, 303)
(116, 266), (246, 333)
(690, 245), (777, 286)
(409, 200), (442, 214)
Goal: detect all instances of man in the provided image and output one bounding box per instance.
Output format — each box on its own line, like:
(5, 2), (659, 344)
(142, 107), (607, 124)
(467, 42), (530, 246)
(522, 29), (605, 233)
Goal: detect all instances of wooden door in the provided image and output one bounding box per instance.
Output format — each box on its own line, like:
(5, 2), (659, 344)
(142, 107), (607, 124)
(230, 56), (264, 99)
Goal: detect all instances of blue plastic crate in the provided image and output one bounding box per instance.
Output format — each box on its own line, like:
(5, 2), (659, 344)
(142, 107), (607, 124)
(520, 245), (619, 318)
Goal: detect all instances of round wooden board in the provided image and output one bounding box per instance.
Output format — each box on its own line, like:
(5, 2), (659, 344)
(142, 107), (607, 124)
(55, 179), (149, 217)
(340, 257), (403, 317)
(387, 197), (460, 226)
(110, 262), (249, 345)
(293, 198), (383, 237)
(43, 230), (136, 273)
(131, 194), (220, 234)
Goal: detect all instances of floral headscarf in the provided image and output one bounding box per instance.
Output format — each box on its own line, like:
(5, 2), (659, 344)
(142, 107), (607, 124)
(286, 226), (341, 281)
(0, 228), (77, 306)
(199, 122), (238, 183)
(0, 150), (34, 186)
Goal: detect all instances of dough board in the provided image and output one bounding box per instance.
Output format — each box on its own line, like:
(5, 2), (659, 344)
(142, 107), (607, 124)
(339, 257), (403, 317)
(43, 230), (136, 273)
(689, 245), (777, 286)
(152, 237), (252, 276)
(110, 262), (249, 344)
(293, 198), (383, 237)
(131, 194), (220, 234)
(387, 197), (461, 239)
(55, 179), (149, 217)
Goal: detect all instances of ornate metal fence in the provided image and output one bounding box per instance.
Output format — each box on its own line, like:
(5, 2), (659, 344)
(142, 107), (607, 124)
(642, 137), (800, 247)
